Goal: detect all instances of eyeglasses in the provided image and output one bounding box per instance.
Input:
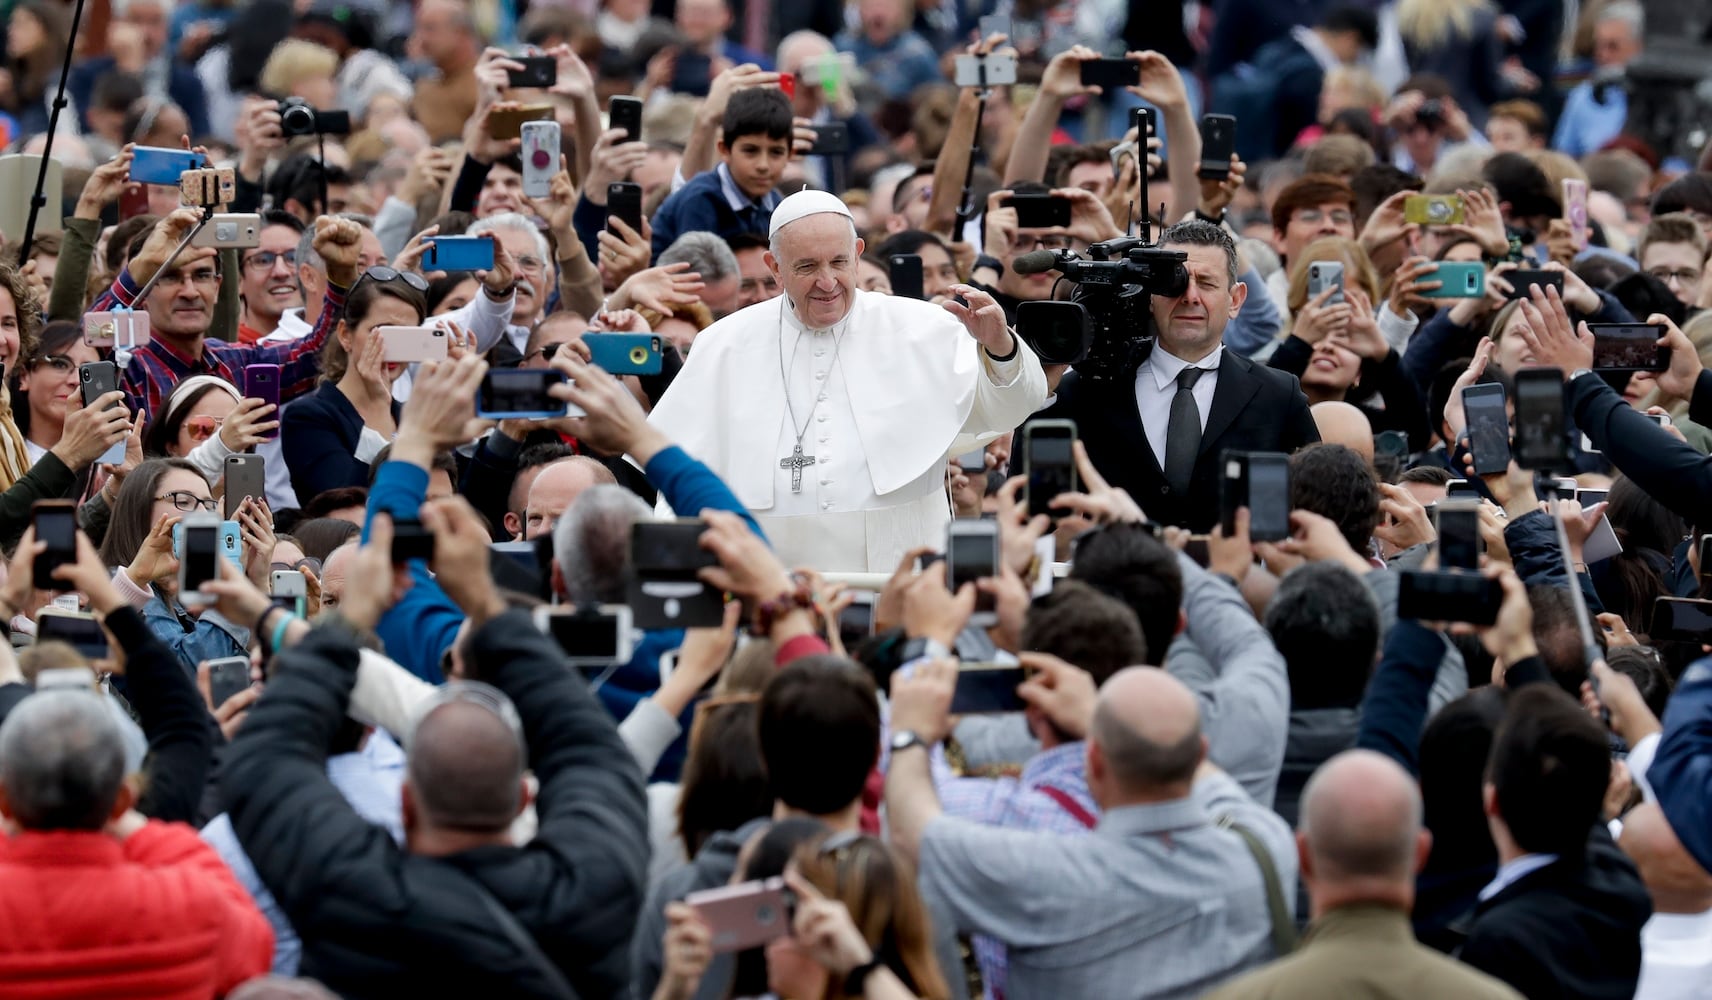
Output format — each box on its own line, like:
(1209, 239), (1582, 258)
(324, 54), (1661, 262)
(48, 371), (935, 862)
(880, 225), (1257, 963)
(184, 414), (226, 441)
(350, 265), (430, 300)
(29, 355), (74, 374)
(525, 341), (569, 363)
(1647, 267), (1702, 286)
(270, 557), (323, 576)
(1010, 233), (1074, 252)
(1292, 208), (1355, 227)
(158, 267), (221, 289)
(514, 254), (546, 274)
(156, 490), (216, 512)
(244, 249), (297, 272)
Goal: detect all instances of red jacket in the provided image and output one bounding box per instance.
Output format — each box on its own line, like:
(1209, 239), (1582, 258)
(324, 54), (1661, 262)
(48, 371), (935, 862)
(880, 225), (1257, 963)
(0, 821), (274, 998)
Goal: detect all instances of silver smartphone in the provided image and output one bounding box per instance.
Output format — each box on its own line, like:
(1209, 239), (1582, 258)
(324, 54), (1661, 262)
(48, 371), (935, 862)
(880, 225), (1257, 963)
(1307, 260), (1345, 306)
(190, 213), (263, 249)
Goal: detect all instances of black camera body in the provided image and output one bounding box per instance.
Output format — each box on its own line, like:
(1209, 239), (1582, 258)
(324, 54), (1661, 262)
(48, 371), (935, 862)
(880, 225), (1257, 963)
(278, 97), (352, 137)
(1013, 235), (1190, 380)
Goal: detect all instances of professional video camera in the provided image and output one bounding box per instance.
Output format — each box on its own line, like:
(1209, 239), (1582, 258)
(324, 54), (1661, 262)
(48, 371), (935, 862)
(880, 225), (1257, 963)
(278, 97), (352, 138)
(1011, 235), (1189, 381)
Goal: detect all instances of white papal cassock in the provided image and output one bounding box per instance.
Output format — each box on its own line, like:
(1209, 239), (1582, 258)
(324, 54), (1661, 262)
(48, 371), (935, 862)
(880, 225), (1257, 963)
(645, 289), (1048, 572)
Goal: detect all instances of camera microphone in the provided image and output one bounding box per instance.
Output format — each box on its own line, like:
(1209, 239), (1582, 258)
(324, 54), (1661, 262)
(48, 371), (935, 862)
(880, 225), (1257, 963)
(1012, 249), (1068, 275)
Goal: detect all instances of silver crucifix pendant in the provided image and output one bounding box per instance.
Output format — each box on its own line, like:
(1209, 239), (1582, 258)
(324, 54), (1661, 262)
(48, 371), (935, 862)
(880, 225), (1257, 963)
(780, 443), (816, 493)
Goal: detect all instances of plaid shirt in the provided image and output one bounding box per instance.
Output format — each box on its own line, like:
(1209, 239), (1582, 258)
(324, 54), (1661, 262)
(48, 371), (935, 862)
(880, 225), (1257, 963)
(935, 742), (1098, 1000)
(90, 269), (349, 419)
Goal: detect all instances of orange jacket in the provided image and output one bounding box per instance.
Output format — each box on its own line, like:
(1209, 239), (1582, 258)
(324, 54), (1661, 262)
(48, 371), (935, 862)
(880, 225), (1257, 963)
(0, 821), (274, 998)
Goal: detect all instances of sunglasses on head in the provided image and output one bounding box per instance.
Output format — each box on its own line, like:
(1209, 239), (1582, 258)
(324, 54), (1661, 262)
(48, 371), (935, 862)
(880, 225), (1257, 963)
(350, 265), (430, 299)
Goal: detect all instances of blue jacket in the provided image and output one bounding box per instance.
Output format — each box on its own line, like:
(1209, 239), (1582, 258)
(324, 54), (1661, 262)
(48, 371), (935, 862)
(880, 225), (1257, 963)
(139, 592), (248, 676)
(281, 382), (402, 505)
(1572, 368), (1712, 532)
(649, 166), (776, 260)
(68, 56), (210, 138)
(833, 30), (941, 102)
(363, 444), (765, 686)
(1651, 656), (1712, 874)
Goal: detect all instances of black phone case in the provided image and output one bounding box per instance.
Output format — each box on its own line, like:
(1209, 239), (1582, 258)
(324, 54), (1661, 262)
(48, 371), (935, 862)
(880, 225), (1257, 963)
(1079, 59), (1139, 89)
(507, 56), (556, 89)
(609, 97), (643, 144)
(889, 255), (924, 299)
(607, 183), (643, 234)
(1199, 115), (1236, 177)
(1006, 195), (1071, 230)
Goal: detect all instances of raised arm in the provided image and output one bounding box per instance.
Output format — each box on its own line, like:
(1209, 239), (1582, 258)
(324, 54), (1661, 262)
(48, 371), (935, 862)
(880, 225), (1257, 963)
(1004, 47), (1101, 186)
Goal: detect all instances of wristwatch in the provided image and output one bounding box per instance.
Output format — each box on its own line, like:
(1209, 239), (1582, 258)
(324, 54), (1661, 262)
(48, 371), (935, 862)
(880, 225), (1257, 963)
(1570, 368), (1593, 382)
(974, 253), (1005, 278)
(890, 730), (929, 755)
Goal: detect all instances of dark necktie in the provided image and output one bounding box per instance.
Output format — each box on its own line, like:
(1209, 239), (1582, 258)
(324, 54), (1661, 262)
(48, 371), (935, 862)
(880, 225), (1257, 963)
(1164, 366), (1205, 495)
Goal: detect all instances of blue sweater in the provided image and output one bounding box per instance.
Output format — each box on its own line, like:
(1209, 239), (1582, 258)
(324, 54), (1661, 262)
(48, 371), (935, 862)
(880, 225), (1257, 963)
(363, 444), (765, 686)
(1651, 657), (1712, 874)
(649, 166), (776, 261)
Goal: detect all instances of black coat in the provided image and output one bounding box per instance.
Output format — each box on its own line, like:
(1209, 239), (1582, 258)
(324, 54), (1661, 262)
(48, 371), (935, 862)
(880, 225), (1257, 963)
(222, 612), (648, 999)
(1037, 347), (1319, 531)
(1457, 830), (1652, 1000)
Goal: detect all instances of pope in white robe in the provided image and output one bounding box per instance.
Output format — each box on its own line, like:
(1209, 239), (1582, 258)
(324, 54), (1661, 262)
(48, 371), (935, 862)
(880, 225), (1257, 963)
(645, 190), (1049, 572)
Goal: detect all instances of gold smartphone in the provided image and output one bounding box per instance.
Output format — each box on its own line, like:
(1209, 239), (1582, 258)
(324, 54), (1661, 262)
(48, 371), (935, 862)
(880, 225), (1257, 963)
(488, 104), (555, 140)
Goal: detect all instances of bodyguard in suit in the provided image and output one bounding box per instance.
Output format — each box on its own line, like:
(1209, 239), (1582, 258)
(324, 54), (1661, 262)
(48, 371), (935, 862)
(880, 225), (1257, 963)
(1039, 220), (1319, 531)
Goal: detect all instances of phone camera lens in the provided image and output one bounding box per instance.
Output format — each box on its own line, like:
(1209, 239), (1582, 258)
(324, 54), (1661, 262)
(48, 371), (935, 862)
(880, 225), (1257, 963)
(630, 347), (647, 364)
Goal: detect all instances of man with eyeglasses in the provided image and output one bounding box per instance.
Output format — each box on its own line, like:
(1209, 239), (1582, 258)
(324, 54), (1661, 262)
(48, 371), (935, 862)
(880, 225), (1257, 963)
(237, 211), (308, 344)
(973, 180), (1125, 327)
(85, 210), (364, 420)
(730, 233), (783, 309)
(1637, 214), (1708, 308)
(468, 213), (556, 366)
(1264, 174), (1359, 315)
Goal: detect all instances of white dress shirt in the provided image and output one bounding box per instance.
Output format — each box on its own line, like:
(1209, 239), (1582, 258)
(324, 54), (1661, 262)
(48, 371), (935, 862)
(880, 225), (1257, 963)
(1479, 852), (1560, 902)
(1136, 344), (1222, 471)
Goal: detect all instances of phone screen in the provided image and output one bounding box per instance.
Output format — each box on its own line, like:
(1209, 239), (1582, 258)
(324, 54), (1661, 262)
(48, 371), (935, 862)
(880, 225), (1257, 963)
(948, 529), (997, 590)
(1591, 324), (1666, 372)
(1246, 456), (1291, 542)
(33, 506), (76, 590)
(1436, 504), (1482, 570)
(950, 666), (1028, 714)
(542, 612), (621, 659)
(632, 522), (719, 575)
(37, 613), (109, 659)
(1462, 384), (1511, 475)
(478, 370), (566, 417)
(1004, 195), (1071, 230)
(889, 254), (924, 299)
(182, 525), (219, 592)
(1513, 370), (1567, 471)
(1026, 428), (1075, 518)
(1651, 598), (1712, 642)
(1397, 570), (1501, 625)
(837, 598), (875, 651)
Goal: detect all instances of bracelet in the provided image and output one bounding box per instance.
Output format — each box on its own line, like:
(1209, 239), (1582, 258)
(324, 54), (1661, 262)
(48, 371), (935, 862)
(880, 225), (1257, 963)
(254, 606), (276, 650)
(974, 253), (1004, 278)
(842, 957), (883, 995)
(269, 612), (298, 655)
(1194, 207), (1226, 225)
(750, 577), (817, 636)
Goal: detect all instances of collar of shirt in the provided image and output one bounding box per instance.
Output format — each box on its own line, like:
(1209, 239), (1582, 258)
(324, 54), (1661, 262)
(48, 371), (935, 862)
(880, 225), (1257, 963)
(1479, 852), (1559, 901)
(1291, 25), (1341, 74)
(1095, 792), (1210, 839)
(1018, 741), (1088, 790)
(716, 162), (783, 216)
(1146, 343), (1223, 393)
(142, 334), (217, 376)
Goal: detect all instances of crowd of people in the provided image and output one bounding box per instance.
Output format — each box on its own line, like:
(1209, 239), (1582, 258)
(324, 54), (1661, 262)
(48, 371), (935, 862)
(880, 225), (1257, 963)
(0, 0), (1708, 997)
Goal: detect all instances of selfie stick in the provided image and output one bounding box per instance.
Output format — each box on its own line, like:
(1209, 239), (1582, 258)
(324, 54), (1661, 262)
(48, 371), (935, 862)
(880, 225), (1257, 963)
(954, 59), (997, 239)
(17, 0), (90, 260)
(129, 208), (215, 307)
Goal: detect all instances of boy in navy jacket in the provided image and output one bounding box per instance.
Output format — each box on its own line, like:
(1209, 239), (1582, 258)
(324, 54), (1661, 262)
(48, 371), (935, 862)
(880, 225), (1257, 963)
(649, 88), (793, 259)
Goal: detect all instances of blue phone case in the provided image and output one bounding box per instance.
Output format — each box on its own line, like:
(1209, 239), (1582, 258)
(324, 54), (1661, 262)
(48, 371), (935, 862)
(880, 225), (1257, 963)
(129, 146), (206, 185)
(1423, 262), (1486, 299)
(425, 236), (495, 272)
(584, 333), (664, 375)
(173, 521), (244, 569)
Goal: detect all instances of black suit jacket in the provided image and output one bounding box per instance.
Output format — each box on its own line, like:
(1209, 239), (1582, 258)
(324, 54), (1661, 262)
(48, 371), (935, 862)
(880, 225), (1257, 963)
(1037, 348), (1319, 531)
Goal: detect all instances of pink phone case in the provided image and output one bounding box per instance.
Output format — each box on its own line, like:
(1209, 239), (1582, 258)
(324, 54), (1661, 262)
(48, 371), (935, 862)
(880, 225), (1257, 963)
(1563, 179), (1588, 252)
(684, 878), (793, 953)
(377, 325), (449, 364)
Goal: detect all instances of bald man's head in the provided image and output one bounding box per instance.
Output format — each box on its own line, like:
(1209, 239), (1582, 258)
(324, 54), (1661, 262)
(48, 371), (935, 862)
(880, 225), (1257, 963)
(1300, 750), (1423, 885)
(1088, 667), (1204, 795)
(524, 457), (616, 540)
(406, 690), (526, 837)
(1311, 401), (1375, 464)
(1620, 802), (1712, 914)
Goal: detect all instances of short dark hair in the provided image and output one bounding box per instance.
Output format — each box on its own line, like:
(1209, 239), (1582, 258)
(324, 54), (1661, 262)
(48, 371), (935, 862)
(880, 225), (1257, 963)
(267, 153), (354, 216)
(291, 515), (361, 561)
(1486, 685), (1610, 856)
(1266, 562), (1380, 708)
(722, 88), (793, 148)
(90, 70), (144, 113)
(1290, 443), (1380, 554)
(261, 208), (307, 234)
(1398, 465), (1454, 487)
(758, 656), (880, 816)
(1321, 5), (1380, 49)
(1160, 218), (1239, 286)
(1606, 645), (1673, 720)
(1349, 164), (1423, 228)
(873, 229), (951, 260)
(1651, 172), (1712, 218)
(728, 232), (770, 253)
(1526, 584), (1607, 696)
(1068, 524), (1183, 666)
(1271, 174), (1357, 236)
(677, 698), (772, 857)
(1482, 152), (1560, 218)
(301, 488), (369, 521)
(1022, 580), (1146, 687)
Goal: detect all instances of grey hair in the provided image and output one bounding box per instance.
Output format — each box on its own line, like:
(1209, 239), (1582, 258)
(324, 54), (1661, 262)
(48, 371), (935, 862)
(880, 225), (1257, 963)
(1596, 0), (1645, 35)
(468, 212), (552, 268)
(0, 689), (128, 831)
(553, 484), (653, 605)
(1159, 219), (1239, 287)
(659, 232), (741, 284)
(767, 215), (861, 261)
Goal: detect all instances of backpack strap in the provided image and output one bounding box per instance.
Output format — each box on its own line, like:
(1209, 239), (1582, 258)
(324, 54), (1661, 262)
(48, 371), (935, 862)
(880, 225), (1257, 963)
(1037, 784), (1098, 829)
(1217, 813), (1299, 958)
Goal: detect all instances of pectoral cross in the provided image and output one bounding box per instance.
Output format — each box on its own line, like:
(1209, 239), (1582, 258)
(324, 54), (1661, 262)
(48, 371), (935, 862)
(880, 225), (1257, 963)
(780, 443), (816, 493)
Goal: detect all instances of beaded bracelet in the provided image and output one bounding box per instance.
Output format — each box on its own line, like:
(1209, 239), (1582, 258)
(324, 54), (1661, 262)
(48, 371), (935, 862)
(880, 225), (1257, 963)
(750, 578), (817, 636)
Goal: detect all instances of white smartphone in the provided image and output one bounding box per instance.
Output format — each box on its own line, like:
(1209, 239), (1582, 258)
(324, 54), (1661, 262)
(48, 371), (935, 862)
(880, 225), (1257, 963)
(521, 120), (560, 200)
(1307, 260), (1345, 305)
(270, 568), (307, 616)
(377, 325), (449, 364)
(533, 604), (636, 669)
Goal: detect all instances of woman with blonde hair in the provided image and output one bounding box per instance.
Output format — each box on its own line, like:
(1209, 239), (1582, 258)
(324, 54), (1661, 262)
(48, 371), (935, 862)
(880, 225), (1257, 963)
(1395, 0), (1511, 127)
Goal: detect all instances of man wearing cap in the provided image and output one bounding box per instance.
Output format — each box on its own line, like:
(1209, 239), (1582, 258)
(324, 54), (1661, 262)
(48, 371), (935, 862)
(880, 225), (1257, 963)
(646, 189), (1048, 572)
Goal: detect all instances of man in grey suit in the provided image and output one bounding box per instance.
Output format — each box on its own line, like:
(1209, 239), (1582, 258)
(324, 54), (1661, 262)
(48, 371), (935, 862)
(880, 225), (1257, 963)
(886, 659), (1296, 999)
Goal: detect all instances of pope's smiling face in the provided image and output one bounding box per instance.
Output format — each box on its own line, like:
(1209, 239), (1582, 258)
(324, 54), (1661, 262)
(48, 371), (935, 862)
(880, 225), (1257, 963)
(766, 213), (865, 329)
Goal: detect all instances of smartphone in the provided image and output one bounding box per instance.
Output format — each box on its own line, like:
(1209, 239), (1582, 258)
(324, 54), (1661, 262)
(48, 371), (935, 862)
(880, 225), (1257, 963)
(952, 51), (1019, 88)
(1434, 499), (1484, 570)
(947, 520), (1000, 627)
(83, 310), (150, 348)
(35, 666), (97, 691)
(1700, 534), (1712, 584)
(424, 235), (495, 272)
(631, 520), (721, 576)
(378, 325), (449, 364)
(1080, 57), (1141, 89)
(190, 212), (262, 250)
(1501, 269), (1564, 301)
(1003, 194), (1072, 230)
(178, 166), (235, 208)
(1446, 478), (1479, 499)
(1423, 262), (1485, 299)
(243, 363), (279, 440)
(128, 145), (206, 185)
(686, 878), (794, 953)
(31, 499), (76, 591)
(269, 568), (307, 616)
(1512, 369), (1568, 471)
(390, 517), (435, 564)
(1238, 452), (1291, 542)
(533, 605), (635, 667)
(808, 122), (849, 156)
(487, 104), (554, 140)
(1198, 114), (1236, 179)
(609, 95), (644, 144)
(520, 120), (561, 200)
(584, 333), (663, 375)
(1183, 536), (1211, 567)
(506, 54), (557, 89)
(1397, 570), (1503, 625)
(223, 454), (265, 521)
(1023, 419), (1077, 520)
(1577, 488), (1610, 508)
(1307, 260), (1345, 306)
(978, 13), (1011, 40)
(201, 654), (250, 708)
(606, 181), (643, 235)
(1404, 194), (1465, 226)
(1462, 382), (1511, 476)
(1589, 323), (1668, 372)
(1563, 178), (1589, 252)
(778, 72), (796, 98)
(477, 369), (570, 419)
(1650, 597), (1712, 642)
(36, 609), (109, 660)
(889, 254), (924, 299)
(950, 664), (1029, 714)
(177, 513), (223, 606)
(78, 361), (128, 467)
(671, 50), (715, 95)
(837, 592), (876, 652)
(955, 446), (988, 473)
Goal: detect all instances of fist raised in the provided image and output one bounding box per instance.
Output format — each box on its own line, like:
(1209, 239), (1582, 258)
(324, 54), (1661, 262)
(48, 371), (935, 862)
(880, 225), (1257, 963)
(313, 217), (365, 283)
